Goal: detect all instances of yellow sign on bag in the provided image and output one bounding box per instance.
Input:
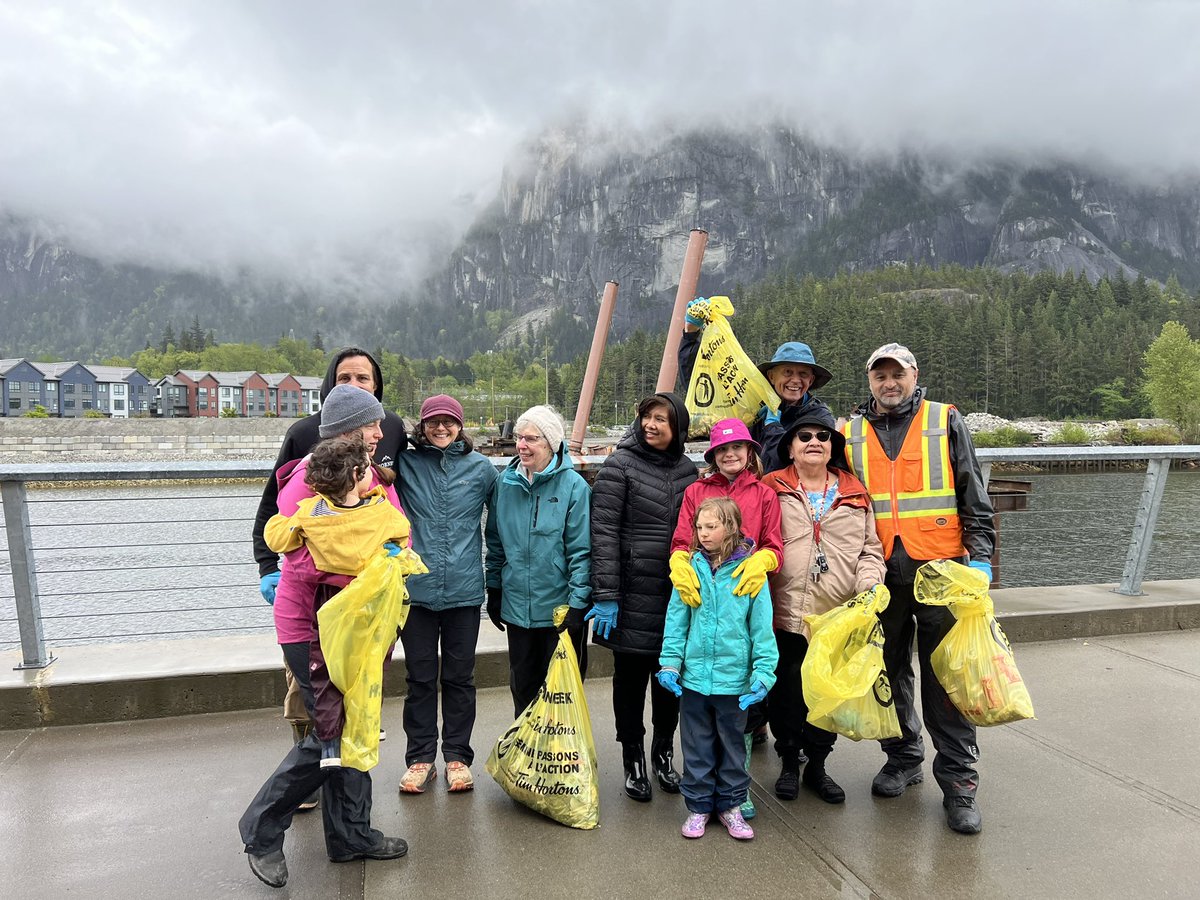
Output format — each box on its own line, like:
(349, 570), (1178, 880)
(485, 606), (601, 829)
(802, 586), (902, 741)
(318, 549), (427, 771)
(684, 296), (780, 439)
(914, 560), (1035, 727)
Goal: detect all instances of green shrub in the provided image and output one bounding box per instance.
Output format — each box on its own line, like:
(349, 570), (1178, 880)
(22, 404), (50, 418)
(1049, 422), (1091, 445)
(1106, 423), (1182, 446)
(971, 426), (1036, 448)
(83, 409), (106, 419)
(220, 407), (239, 418)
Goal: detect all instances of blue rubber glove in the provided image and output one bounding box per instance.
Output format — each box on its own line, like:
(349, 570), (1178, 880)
(585, 600), (619, 640)
(738, 679), (768, 710)
(656, 669), (683, 697)
(384, 542), (402, 557)
(685, 297), (711, 328)
(259, 572), (281, 605)
(968, 559), (993, 583)
(755, 402), (781, 426)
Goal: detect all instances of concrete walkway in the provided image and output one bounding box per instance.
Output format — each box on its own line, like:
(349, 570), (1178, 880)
(2, 628), (1198, 899)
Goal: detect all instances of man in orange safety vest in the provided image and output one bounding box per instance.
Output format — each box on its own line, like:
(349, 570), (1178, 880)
(842, 343), (995, 835)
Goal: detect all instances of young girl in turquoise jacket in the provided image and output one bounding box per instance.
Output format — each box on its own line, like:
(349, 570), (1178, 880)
(657, 497), (779, 841)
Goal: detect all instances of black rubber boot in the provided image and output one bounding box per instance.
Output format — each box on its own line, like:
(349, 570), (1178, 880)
(622, 742), (652, 802)
(802, 757), (846, 805)
(774, 753), (800, 801)
(650, 737), (681, 794)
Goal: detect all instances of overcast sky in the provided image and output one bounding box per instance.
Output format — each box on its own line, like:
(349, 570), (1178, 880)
(1, 0), (1197, 294)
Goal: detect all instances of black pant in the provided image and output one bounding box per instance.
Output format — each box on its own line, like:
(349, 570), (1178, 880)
(505, 621), (588, 718)
(611, 651), (680, 746)
(767, 629), (836, 763)
(878, 580), (980, 797)
(239, 642), (381, 859)
(399, 604), (481, 766)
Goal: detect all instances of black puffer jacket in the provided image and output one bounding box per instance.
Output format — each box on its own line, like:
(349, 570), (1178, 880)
(591, 393), (699, 655)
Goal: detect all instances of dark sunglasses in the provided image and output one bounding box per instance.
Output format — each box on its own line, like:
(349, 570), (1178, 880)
(795, 429), (832, 443)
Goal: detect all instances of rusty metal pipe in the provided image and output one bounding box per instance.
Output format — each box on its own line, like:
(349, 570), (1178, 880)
(655, 228), (708, 394)
(569, 280), (619, 454)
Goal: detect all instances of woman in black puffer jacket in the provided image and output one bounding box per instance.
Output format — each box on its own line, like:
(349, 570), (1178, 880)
(588, 392), (698, 802)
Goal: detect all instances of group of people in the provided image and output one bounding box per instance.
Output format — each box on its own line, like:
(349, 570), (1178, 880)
(237, 321), (996, 886)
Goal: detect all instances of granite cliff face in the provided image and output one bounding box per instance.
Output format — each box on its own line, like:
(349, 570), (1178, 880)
(3, 126), (1199, 359)
(425, 127), (1200, 343)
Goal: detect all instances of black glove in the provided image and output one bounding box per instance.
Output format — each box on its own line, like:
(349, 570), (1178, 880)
(557, 605), (587, 634)
(486, 587), (505, 632)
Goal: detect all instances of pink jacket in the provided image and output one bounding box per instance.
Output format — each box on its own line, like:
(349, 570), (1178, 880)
(272, 456), (405, 644)
(670, 468), (783, 561)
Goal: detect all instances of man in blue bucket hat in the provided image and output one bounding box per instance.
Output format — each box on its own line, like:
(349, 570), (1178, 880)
(680, 305), (833, 473)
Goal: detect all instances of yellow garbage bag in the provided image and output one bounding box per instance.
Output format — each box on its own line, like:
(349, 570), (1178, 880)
(486, 606), (600, 829)
(915, 559), (1035, 727)
(317, 548), (428, 771)
(802, 585), (901, 741)
(684, 296), (781, 439)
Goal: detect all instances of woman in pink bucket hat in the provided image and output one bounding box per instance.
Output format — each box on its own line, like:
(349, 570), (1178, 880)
(667, 417), (785, 820)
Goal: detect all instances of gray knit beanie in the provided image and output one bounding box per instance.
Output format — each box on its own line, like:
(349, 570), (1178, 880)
(516, 405), (565, 452)
(319, 384), (386, 438)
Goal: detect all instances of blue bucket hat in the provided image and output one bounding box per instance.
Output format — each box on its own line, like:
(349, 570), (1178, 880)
(758, 342), (833, 391)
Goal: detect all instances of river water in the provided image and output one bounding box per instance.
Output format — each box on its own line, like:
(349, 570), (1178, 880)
(2, 470), (1199, 650)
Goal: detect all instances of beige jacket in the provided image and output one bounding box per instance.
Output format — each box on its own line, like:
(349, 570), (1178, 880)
(763, 465), (886, 638)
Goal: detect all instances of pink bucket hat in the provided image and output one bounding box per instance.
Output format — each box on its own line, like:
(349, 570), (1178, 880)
(420, 394), (464, 425)
(704, 418), (761, 463)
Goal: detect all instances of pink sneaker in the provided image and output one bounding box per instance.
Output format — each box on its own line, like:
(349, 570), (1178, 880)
(681, 812), (708, 839)
(717, 807), (755, 840)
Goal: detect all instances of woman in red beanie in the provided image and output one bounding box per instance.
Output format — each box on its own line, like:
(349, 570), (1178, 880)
(394, 395), (498, 794)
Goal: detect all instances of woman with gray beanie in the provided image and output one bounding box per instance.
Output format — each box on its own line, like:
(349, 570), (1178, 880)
(484, 405), (592, 716)
(240, 383), (408, 888)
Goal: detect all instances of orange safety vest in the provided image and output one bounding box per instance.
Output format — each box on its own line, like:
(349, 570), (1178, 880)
(841, 399), (966, 561)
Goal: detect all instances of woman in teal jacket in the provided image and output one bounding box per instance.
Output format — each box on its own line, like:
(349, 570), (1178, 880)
(484, 405), (592, 716)
(394, 395), (498, 794)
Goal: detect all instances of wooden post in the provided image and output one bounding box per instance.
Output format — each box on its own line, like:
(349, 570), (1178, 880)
(569, 281), (619, 454)
(655, 229), (708, 394)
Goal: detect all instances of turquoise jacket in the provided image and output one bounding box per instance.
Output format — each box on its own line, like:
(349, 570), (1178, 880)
(484, 447), (592, 629)
(395, 440), (498, 611)
(659, 545), (779, 696)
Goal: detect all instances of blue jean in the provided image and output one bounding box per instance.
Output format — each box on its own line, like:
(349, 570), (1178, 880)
(679, 688), (749, 814)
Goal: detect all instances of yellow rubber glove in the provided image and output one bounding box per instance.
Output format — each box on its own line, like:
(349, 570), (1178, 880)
(669, 550), (702, 608)
(732, 549), (778, 597)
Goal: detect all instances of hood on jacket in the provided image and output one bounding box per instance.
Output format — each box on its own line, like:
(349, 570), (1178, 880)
(625, 392), (690, 461)
(319, 347), (386, 402)
(274, 454), (309, 491)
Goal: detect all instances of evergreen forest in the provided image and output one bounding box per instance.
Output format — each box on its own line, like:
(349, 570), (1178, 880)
(99, 265), (1200, 428)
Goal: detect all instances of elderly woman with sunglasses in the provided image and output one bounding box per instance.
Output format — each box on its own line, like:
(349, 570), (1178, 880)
(761, 407), (885, 807)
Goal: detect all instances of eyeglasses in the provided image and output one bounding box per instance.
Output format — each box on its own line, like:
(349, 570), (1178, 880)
(514, 432), (545, 445)
(425, 417), (459, 431)
(795, 429), (832, 443)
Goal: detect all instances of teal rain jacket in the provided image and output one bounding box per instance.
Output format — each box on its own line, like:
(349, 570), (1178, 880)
(396, 440), (498, 611)
(659, 546), (779, 696)
(484, 447), (592, 629)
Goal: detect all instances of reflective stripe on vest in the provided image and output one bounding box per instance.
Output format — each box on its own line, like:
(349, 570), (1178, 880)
(841, 400), (965, 560)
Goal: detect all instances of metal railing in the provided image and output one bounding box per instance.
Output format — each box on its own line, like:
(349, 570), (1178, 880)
(2, 447), (1198, 670)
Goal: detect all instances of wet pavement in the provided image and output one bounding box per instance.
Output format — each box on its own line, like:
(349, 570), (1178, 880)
(1, 628), (1198, 899)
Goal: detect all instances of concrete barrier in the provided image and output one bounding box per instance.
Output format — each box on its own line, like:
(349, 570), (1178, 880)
(4, 580), (1200, 730)
(0, 417), (294, 456)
